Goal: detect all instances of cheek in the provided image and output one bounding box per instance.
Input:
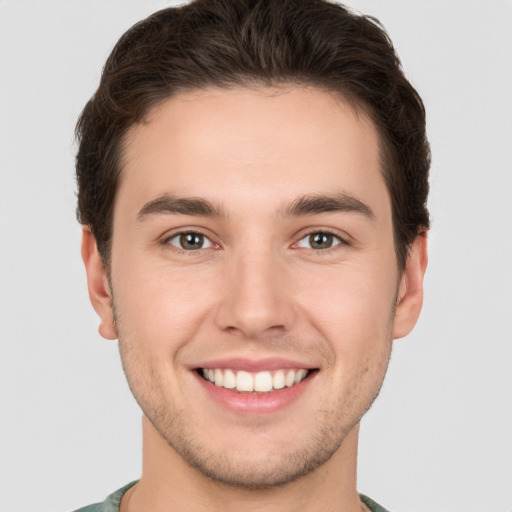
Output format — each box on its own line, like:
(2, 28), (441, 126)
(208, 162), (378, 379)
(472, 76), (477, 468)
(111, 257), (215, 353)
(296, 261), (397, 363)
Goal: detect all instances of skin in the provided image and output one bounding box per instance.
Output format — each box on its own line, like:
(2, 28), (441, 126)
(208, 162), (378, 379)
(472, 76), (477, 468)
(82, 86), (427, 512)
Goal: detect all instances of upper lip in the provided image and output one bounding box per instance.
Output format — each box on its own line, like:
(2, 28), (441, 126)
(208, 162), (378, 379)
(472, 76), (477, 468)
(191, 357), (317, 372)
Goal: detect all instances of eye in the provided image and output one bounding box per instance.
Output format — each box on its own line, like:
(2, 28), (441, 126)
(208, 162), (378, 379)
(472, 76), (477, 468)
(166, 232), (214, 251)
(296, 232), (344, 250)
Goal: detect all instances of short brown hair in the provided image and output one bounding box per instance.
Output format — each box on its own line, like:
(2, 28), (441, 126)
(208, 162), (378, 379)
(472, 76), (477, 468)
(76, 0), (430, 270)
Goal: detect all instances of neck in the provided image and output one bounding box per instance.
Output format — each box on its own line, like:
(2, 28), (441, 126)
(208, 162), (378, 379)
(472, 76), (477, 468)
(122, 416), (363, 512)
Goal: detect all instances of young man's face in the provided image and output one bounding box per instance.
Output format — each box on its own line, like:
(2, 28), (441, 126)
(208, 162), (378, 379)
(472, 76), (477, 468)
(84, 86), (426, 488)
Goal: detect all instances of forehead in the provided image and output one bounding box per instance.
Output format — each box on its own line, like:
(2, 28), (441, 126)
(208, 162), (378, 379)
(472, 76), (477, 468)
(118, 86), (389, 220)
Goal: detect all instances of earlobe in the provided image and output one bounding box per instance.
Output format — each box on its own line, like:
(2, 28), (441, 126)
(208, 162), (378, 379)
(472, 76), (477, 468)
(393, 233), (428, 340)
(81, 227), (118, 340)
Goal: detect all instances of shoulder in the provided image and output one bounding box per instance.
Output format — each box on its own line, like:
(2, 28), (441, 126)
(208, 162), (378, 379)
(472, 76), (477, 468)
(73, 482), (138, 512)
(360, 494), (392, 512)
(73, 505), (103, 512)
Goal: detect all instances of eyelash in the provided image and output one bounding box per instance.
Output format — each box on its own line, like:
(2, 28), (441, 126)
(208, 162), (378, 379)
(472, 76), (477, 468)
(294, 230), (349, 252)
(163, 230), (217, 253)
(162, 229), (349, 253)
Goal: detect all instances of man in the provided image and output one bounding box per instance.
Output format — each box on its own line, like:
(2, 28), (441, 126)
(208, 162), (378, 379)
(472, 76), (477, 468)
(75, 0), (429, 510)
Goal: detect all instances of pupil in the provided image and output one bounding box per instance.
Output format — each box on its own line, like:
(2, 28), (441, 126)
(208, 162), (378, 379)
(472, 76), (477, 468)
(180, 233), (203, 250)
(310, 233), (332, 249)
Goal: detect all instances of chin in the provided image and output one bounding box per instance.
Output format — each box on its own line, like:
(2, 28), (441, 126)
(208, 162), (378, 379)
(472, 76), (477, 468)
(145, 402), (357, 490)
(168, 437), (339, 489)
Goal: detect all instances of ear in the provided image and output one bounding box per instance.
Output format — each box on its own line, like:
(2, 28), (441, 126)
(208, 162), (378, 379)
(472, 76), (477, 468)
(393, 233), (428, 340)
(81, 227), (118, 340)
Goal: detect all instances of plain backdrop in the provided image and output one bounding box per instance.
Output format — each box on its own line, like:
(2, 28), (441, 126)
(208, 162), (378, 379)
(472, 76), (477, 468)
(1, 1), (511, 511)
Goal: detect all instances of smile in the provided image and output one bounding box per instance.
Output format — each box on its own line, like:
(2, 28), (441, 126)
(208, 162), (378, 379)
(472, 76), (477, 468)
(199, 368), (310, 393)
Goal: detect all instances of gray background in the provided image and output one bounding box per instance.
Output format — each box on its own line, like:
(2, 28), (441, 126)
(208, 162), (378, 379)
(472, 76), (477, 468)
(1, 1), (511, 511)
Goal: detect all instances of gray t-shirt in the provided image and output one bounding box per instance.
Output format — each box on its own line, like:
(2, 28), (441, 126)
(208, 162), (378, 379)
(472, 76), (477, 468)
(73, 482), (391, 512)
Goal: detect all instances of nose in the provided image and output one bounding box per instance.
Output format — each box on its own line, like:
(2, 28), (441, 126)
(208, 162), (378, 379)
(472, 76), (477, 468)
(213, 247), (297, 340)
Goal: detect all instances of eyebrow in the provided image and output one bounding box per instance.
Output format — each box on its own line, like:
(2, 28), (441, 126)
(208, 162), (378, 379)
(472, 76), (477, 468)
(137, 192), (375, 221)
(282, 193), (375, 220)
(137, 195), (226, 220)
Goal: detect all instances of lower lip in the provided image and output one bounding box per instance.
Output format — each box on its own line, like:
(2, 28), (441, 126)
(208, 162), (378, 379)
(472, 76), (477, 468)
(194, 371), (315, 415)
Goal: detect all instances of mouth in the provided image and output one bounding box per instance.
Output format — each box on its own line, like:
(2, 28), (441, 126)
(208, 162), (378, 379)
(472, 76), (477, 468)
(196, 367), (315, 393)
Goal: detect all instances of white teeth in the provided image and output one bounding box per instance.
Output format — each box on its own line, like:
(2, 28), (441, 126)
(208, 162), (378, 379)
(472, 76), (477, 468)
(294, 369), (308, 384)
(273, 370), (285, 390)
(201, 368), (310, 393)
(214, 369), (224, 387)
(236, 371), (254, 392)
(285, 370), (296, 387)
(223, 369), (236, 389)
(254, 371), (273, 392)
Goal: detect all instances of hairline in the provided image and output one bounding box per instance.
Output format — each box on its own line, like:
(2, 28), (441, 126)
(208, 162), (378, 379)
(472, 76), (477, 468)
(99, 82), (408, 272)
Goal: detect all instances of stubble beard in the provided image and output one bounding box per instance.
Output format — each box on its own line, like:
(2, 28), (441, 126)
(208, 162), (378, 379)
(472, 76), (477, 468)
(113, 298), (394, 490)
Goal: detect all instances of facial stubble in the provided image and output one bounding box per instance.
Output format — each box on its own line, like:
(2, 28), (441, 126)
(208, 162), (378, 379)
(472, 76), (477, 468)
(111, 289), (395, 490)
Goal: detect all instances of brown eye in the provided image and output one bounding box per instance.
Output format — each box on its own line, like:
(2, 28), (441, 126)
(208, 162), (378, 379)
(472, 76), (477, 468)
(167, 232), (213, 250)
